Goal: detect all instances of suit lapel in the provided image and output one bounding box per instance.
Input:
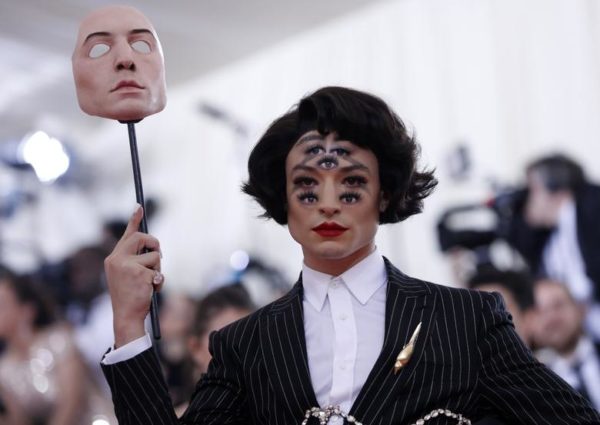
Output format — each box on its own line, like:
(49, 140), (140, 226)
(349, 258), (437, 423)
(260, 280), (319, 421)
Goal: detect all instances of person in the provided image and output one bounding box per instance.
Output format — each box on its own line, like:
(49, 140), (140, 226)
(100, 87), (600, 424)
(467, 268), (535, 347)
(504, 154), (600, 339)
(0, 266), (114, 425)
(187, 284), (255, 377)
(533, 279), (600, 410)
(64, 244), (114, 395)
(71, 5), (167, 122)
(173, 284), (255, 416)
(157, 292), (197, 408)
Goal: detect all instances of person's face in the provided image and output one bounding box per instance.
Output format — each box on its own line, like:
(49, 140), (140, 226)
(533, 280), (584, 353)
(524, 170), (566, 228)
(189, 307), (251, 374)
(72, 6), (166, 121)
(285, 131), (384, 275)
(0, 281), (29, 339)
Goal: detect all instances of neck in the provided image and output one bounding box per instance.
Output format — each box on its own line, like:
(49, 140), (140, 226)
(304, 244), (375, 276)
(557, 330), (582, 358)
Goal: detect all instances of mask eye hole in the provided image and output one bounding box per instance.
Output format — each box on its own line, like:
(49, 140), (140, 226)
(88, 43), (110, 58)
(131, 40), (151, 53)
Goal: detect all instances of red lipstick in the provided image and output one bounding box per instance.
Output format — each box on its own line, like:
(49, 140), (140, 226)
(111, 80), (144, 92)
(312, 222), (348, 237)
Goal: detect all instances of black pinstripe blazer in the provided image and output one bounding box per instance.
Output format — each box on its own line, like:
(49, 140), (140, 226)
(102, 258), (600, 424)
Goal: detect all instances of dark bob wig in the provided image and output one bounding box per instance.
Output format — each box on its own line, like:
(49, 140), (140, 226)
(242, 86), (437, 224)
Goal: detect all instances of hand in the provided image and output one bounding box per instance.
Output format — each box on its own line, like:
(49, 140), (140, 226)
(105, 204), (163, 347)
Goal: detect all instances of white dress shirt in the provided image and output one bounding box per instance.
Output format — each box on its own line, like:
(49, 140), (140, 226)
(103, 250), (389, 422)
(302, 250), (387, 419)
(543, 199), (593, 301)
(543, 337), (600, 411)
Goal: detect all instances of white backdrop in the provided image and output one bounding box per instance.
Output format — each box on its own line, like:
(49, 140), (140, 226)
(8, 0), (600, 293)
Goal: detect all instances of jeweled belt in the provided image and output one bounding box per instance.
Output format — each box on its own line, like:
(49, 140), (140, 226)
(301, 406), (471, 425)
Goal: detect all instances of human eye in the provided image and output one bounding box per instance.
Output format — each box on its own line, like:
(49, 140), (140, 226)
(331, 147), (350, 156)
(293, 176), (317, 187)
(344, 176), (367, 187)
(305, 145), (325, 156)
(131, 40), (152, 53)
(89, 43), (110, 58)
(340, 192), (361, 204)
(298, 191), (318, 204)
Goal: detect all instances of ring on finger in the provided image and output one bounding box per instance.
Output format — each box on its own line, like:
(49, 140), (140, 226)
(152, 270), (164, 285)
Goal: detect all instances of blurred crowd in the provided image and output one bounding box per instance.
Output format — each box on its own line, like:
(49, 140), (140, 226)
(447, 153), (600, 411)
(0, 212), (287, 425)
(0, 152), (599, 423)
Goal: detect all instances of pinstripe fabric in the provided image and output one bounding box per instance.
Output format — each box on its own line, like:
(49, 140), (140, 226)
(102, 258), (600, 424)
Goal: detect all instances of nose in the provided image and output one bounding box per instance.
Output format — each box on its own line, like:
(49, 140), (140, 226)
(319, 181), (340, 218)
(114, 42), (136, 71)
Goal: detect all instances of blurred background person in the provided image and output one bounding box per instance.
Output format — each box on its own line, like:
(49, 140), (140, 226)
(172, 283), (255, 416)
(533, 278), (600, 410)
(505, 154), (600, 339)
(157, 291), (197, 409)
(188, 283), (255, 375)
(0, 265), (93, 425)
(467, 268), (535, 347)
(63, 244), (114, 395)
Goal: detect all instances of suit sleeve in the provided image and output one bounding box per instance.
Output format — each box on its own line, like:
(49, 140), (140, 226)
(101, 329), (249, 425)
(101, 347), (180, 424)
(476, 292), (600, 424)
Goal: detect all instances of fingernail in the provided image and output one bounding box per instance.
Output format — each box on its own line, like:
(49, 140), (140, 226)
(133, 203), (142, 215)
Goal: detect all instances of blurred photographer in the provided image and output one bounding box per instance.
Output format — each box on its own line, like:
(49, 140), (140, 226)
(504, 154), (600, 339)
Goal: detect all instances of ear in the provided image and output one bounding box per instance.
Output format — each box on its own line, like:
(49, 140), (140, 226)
(379, 191), (390, 212)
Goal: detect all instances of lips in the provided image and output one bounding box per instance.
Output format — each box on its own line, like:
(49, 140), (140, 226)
(111, 80), (144, 92)
(312, 222), (348, 237)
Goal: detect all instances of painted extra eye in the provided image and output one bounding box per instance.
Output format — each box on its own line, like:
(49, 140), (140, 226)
(299, 192), (318, 203)
(319, 159), (337, 169)
(331, 147), (350, 156)
(306, 145), (325, 155)
(131, 40), (152, 53)
(89, 43), (110, 58)
(340, 193), (361, 203)
(344, 176), (366, 187)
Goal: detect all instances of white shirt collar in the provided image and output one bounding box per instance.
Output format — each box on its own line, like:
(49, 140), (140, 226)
(302, 249), (387, 312)
(556, 198), (576, 232)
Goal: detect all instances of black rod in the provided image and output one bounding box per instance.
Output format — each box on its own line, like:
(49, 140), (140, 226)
(126, 121), (161, 340)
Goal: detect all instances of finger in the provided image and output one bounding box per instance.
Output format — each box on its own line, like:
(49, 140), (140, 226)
(122, 204), (144, 239)
(136, 251), (161, 269)
(117, 232), (160, 256)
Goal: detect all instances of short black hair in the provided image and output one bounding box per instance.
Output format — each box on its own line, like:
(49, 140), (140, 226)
(526, 154), (585, 193)
(191, 284), (255, 338)
(467, 268), (535, 311)
(242, 86), (437, 224)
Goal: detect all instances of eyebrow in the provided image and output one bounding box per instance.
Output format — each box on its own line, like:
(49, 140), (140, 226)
(295, 133), (323, 145)
(83, 28), (155, 44)
(291, 163), (371, 174)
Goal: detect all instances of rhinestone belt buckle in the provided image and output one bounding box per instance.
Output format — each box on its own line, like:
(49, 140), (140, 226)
(301, 405), (363, 425)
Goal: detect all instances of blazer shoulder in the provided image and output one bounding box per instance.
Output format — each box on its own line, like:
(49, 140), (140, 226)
(385, 257), (501, 314)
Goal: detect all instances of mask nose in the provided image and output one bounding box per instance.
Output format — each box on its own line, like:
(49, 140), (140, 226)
(114, 42), (136, 71)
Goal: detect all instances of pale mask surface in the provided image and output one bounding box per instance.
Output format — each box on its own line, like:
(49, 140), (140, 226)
(72, 5), (167, 121)
(285, 131), (383, 275)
